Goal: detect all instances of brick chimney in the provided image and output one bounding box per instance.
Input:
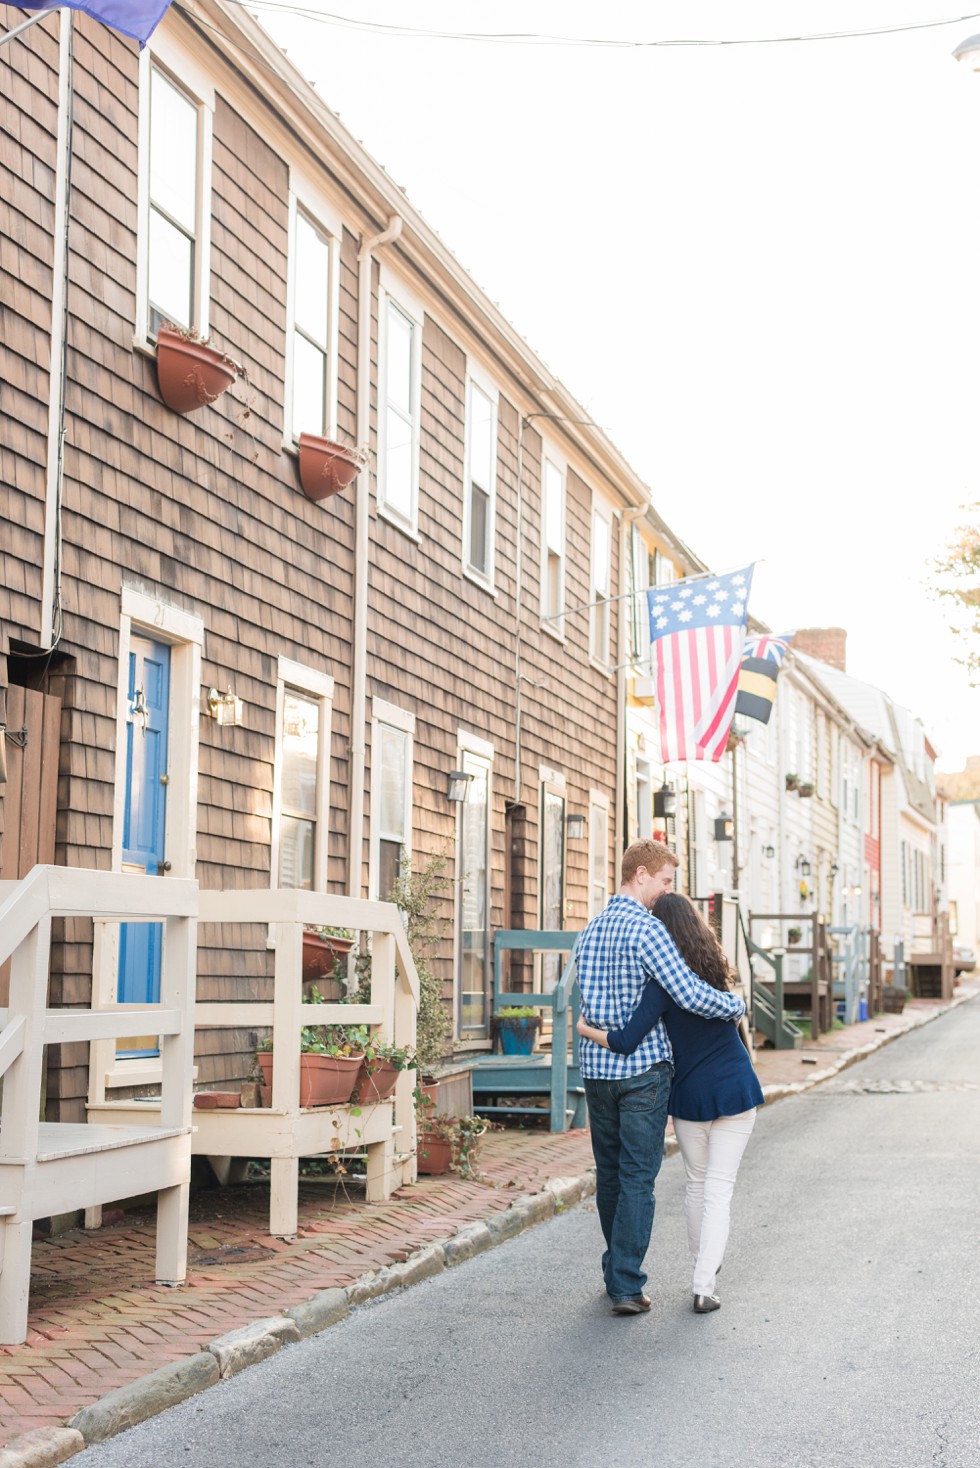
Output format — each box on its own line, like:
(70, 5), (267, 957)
(791, 627), (847, 671)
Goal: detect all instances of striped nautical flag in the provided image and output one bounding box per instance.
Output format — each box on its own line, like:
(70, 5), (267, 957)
(647, 566), (754, 763)
(735, 632), (793, 725)
(18, 0), (173, 45)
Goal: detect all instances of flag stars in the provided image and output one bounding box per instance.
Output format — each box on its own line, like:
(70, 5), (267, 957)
(656, 616), (669, 629)
(678, 609), (693, 623)
(670, 600), (685, 612)
(707, 604), (721, 617)
(678, 588), (693, 599)
(692, 595), (707, 606)
(732, 601), (744, 616)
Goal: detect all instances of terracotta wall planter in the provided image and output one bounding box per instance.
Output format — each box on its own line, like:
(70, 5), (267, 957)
(297, 433), (366, 501)
(155, 326), (243, 415)
(256, 1051), (361, 1108)
(353, 1057), (400, 1104)
(302, 931), (354, 984)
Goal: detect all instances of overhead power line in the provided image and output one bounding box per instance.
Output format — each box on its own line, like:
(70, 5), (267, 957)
(226, 3), (980, 48)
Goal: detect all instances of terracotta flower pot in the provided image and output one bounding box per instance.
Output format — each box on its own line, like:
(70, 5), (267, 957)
(255, 1050), (361, 1108)
(417, 1131), (453, 1176)
(353, 1057), (400, 1104)
(155, 326), (242, 414)
(297, 433), (366, 501)
(302, 931), (354, 983)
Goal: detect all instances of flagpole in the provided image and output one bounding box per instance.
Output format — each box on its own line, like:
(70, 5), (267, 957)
(0, 7), (60, 46)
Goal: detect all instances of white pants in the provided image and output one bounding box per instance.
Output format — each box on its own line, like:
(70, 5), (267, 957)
(672, 1109), (756, 1297)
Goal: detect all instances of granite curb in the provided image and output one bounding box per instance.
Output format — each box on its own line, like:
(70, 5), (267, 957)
(3, 988), (972, 1467)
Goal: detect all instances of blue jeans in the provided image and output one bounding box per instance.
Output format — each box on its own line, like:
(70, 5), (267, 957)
(585, 1063), (672, 1302)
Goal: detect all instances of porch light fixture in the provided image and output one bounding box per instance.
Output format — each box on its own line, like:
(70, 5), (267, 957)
(830, 862), (840, 878)
(653, 780), (677, 819)
(762, 844), (776, 859)
(795, 855), (812, 877)
(566, 813), (587, 840)
(446, 770), (474, 803)
(205, 687), (244, 727)
(714, 812), (733, 842)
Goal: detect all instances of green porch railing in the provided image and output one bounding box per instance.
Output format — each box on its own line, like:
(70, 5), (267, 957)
(470, 930), (583, 1132)
(744, 934), (803, 1050)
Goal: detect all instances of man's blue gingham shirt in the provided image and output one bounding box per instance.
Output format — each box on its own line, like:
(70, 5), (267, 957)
(577, 895), (745, 1079)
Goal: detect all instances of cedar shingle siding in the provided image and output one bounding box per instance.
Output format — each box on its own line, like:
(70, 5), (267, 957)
(2, 9), (634, 1116)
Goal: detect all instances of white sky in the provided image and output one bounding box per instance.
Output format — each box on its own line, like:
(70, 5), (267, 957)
(255, 0), (980, 769)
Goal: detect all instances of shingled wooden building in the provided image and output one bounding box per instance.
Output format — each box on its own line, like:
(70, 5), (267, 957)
(0, 1), (670, 1120)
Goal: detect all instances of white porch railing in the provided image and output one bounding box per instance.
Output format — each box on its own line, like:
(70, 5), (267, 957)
(0, 865), (197, 1346)
(88, 888), (420, 1238)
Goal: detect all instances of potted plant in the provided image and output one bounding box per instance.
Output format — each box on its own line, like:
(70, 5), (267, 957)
(785, 773), (800, 791)
(297, 434), (369, 502)
(787, 926), (803, 946)
(255, 1006), (367, 1108)
(495, 1005), (542, 1056)
(353, 1037), (416, 1105)
(798, 781), (815, 798)
(416, 1104), (492, 1179)
(302, 926), (356, 984)
(155, 323), (244, 415)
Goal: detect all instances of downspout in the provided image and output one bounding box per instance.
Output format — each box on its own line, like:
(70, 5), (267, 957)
(40, 10), (75, 651)
(349, 214), (402, 901)
(618, 509), (644, 860)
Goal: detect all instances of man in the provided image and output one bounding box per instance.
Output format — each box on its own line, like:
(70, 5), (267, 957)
(577, 838), (745, 1315)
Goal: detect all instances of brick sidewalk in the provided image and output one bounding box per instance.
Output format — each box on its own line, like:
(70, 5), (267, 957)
(0, 1125), (594, 1445)
(2, 984), (974, 1448)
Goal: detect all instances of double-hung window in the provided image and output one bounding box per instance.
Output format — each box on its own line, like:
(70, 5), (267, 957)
(287, 197), (339, 443)
(370, 700), (414, 901)
(271, 658), (334, 893)
(541, 453), (565, 635)
(591, 501), (612, 665)
(463, 369), (498, 586)
(379, 278), (423, 531)
(138, 47), (213, 341)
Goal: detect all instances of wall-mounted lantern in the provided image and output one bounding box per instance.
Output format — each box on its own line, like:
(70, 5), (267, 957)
(653, 781), (677, 819)
(446, 770), (474, 803)
(795, 855), (812, 877)
(714, 812), (733, 842)
(205, 688), (244, 727)
(762, 844), (776, 859)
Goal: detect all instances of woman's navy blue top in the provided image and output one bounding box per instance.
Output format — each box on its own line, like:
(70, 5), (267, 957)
(604, 981), (764, 1122)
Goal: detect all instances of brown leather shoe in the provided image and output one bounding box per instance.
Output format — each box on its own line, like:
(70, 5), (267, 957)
(693, 1293), (721, 1313)
(611, 1295), (652, 1315)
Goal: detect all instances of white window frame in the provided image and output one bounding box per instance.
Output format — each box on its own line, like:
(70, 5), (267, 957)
(539, 442), (566, 640)
(283, 175), (343, 450)
(462, 360), (499, 591)
(454, 728), (494, 1040)
(377, 267), (424, 536)
(135, 38), (214, 348)
(590, 494), (613, 668)
(270, 656), (335, 895)
(635, 754), (654, 841)
(588, 790), (610, 920)
(369, 697), (415, 901)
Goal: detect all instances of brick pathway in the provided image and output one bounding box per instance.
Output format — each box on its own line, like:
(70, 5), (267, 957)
(1, 985), (973, 1447)
(0, 1125), (593, 1444)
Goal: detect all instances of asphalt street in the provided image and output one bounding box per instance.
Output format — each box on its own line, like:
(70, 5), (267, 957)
(76, 998), (980, 1468)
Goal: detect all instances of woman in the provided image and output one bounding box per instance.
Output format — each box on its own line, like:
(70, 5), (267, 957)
(576, 892), (763, 1314)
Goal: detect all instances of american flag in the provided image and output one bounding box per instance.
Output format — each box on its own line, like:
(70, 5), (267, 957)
(647, 566), (754, 762)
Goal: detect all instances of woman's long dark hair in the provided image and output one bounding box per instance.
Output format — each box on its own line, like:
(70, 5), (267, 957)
(652, 893), (734, 991)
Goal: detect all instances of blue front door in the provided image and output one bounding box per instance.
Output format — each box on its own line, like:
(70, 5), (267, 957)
(118, 636), (170, 1053)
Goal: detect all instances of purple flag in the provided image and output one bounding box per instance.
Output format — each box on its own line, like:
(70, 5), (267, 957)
(17, 0), (174, 45)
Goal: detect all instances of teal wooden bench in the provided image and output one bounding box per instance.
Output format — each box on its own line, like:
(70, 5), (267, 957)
(469, 930), (585, 1132)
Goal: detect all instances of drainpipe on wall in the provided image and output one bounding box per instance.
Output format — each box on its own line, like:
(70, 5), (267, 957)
(40, 10), (75, 652)
(618, 509), (644, 861)
(349, 214), (403, 902)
